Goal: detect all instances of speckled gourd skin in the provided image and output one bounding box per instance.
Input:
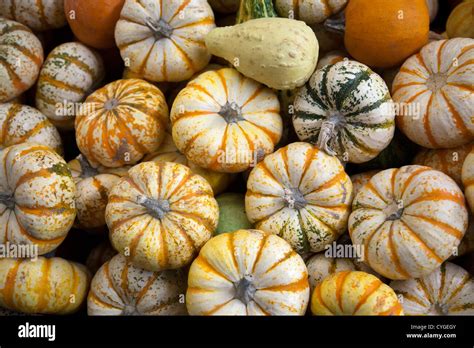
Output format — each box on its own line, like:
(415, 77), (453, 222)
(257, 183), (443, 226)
(106, 161), (219, 272)
(311, 271), (404, 315)
(88, 254), (187, 316)
(0, 18), (43, 103)
(115, 0), (215, 83)
(0, 143), (76, 255)
(205, 18), (319, 90)
(0, 257), (90, 314)
(75, 79), (169, 168)
(186, 229), (310, 315)
(391, 262), (474, 315)
(0, 103), (63, 155)
(245, 142), (353, 254)
(0, 0), (67, 31)
(36, 42), (105, 130)
(349, 165), (468, 280)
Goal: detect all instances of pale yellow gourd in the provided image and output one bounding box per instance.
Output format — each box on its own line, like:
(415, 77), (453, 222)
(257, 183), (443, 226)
(205, 18), (319, 90)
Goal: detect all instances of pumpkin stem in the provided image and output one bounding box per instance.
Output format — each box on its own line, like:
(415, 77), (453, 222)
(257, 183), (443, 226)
(0, 193), (15, 210)
(429, 302), (449, 315)
(283, 187), (307, 210)
(122, 304), (140, 316)
(218, 102), (244, 123)
(317, 120), (339, 157)
(77, 155), (99, 178)
(324, 11), (345, 34)
(383, 200), (404, 221)
(137, 195), (171, 219)
(145, 17), (173, 40)
(234, 276), (256, 305)
(104, 98), (119, 111)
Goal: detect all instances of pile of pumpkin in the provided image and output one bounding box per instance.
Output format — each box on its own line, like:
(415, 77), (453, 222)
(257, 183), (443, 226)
(0, 0), (473, 316)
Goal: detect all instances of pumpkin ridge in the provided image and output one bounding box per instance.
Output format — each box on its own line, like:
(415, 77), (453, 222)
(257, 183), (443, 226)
(400, 220), (443, 263)
(378, 302), (403, 316)
(0, 57), (27, 90)
(141, 290), (182, 314)
(88, 291), (123, 310)
(35, 258), (51, 312)
(344, 93), (391, 118)
(404, 214), (463, 240)
(251, 233), (269, 274)
(440, 90), (471, 140)
(446, 274), (471, 303)
(334, 69), (371, 110)
(1, 259), (20, 308)
(7, 42), (42, 67)
(404, 190), (465, 208)
(2, 103), (21, 144)
(396, 290), (427, 308)
(335, 271), (351, 312)
(260, 275), (308, 293)
(298, 146), (317, 188)
(39, 74), (85, 94)
(388, 221), (411, 278)
(446, 83), (474, 93)
(263, 249), (296, 275)
(128, 217), (153, 260)
(173, 17), (214, 30)
(398, 167), (431, 199)
(449, 58), (474, 76)
(169, 38), (195, 70)
(195, 255), (230, 282)
(352, 279), (383, 315)
(57, 263), (78, 313)
(203, 297), (235, 315)
(314, 283), (334, 315)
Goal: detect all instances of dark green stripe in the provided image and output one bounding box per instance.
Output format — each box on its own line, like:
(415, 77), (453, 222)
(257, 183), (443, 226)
(347, 119), (395, 129)
(297, 210), (310, 253)
(343, 128), (376, 155)
(344, 94), (392, 118)
(334, 69), (372, 110)
(294, 109), (326, 121)
(319, 65), (334, 109)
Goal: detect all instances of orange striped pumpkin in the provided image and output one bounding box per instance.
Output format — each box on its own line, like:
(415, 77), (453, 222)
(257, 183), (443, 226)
(447, 1), (474, 39)
(350, 170), (380, 197)
(0, 257), (90, 314)
(106, 161), (219, 272)
(275, 0), (348, 25)
(208, 0), (240, 13)
(171, 68), (282, 173)
(186, 229), (310, 315)
(115, 0), (215, 82)
(36, 42), (105, 130)
(462, 148), (474, 211)
(349, 165), (468, 280)
(0, 143), (76, 255)
(75, 79), (169, 168)
(88, 254), (187, 315)
(0, 103), (62, 155)
(393, 38), (474, 148)
(69, 155), (121, 230)
(144, 132), (233, 195)
(391, 262), (474, 315)
(413, 143), (472, 187)
(245, 142), (353, 254)
(311, 271), (403, 315)
(0, 18), (43, 103)
(0, 0), (67, 31)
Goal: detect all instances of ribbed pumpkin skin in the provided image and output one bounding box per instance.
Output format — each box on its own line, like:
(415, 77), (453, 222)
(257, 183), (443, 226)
(75, 79), (169, 168)
(186, 229), (310, 315)
(462, 148), (474, 211)
(349, 165), (468, 280)
(88, 254), (187, 316)
(144, 133), (232, 195)
(0, 103), (62, 155)
(293, 60), (395, 164)
(0, 19), (43, 103)
(447, 1), (474, 38)
(275, 0), (348, 25)
(36, 42), (104, 130)
(171, 68), (282, 173)
(0, 0), (66, 31)
(0, 143), (76, 255)
(69, 155), (121, 230)
(115, 0), (215, 82)
(393, 38), (474, 149)
(245, 142), (353, 254)
(350, 171), (379, 197)
(344, 0), (430, 68)
(391, 262), (474, 315)
(106, 161), (219, 272)
(0, 257), (90, 314)
(208, 0), (239, 13)
(413, 143), (472, 187)
(311, 271), (403, 315)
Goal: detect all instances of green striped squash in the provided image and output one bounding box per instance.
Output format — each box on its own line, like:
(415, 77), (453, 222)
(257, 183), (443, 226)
(293, 60), (396, 164)
(236, 0), (278, 24)
(35, 42), (104, 130)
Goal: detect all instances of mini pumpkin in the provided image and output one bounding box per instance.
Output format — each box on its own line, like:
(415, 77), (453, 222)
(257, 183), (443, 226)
(75, 79), (169, 168)
(447, 1), (474, 39)
(245, 142), (353, 254)
(68, 155), (121, 230)
(171, 68), (282, 173)
(0, 0), (66, 31)
(0, 18), (43, 103)
(106, 161), (219, 272)
(275, 0), (348, 25)
(462, 148), (474, 211)
(36, 42), (105, 130)
(144, 132), (233, 195)
(115, 0), (215, 82)
(393, 38), (474, 149)
(293, 60), (396, 164)
(350, 171), (380, 197)
(88, 254), (187, 316)
(311, 271), (403, 315)
(413, 143), (472, 187)
(186, 229), (309, 315)
(0, 257), (90, 314)
(0, 103), (62, 155)
(349, 165), (468, 280)
(0, 143), (76, 255)
(391, 262), (474, 315)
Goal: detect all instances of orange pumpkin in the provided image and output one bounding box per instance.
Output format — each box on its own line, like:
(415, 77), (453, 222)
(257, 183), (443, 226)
(64, 0), (125, 49)
(344, 0), (430, 68)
